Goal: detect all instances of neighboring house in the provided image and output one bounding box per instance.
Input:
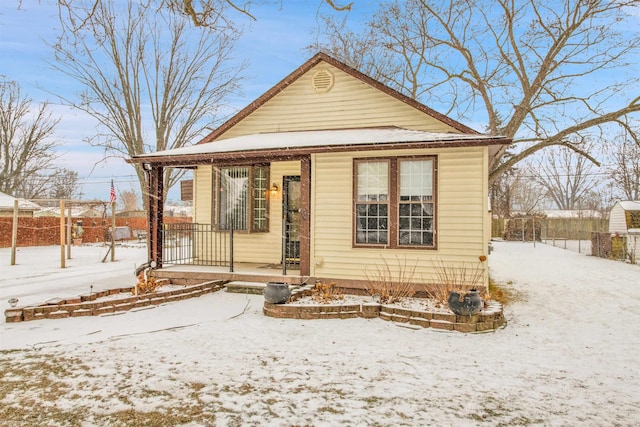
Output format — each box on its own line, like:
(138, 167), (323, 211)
(0, 191), (40, 217)
(34, 206), (104, 218)
(609, 200), (640, 262)
(129, 53), (510, 290)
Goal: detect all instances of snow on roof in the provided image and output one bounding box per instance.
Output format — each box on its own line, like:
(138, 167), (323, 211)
(0, 191), (41, 211)
(618, 201), (640, 211)
(542, 209), (604, 219)
(138, 127), (506, 159)
(33, 206), (104, 217)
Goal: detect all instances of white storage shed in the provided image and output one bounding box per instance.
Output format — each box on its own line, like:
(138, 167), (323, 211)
(609, 200), (640, 262)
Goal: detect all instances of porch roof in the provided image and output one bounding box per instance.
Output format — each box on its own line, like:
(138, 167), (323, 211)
(129, 127), (510, 167)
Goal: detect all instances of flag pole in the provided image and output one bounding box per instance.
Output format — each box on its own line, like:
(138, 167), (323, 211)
(110, 179), (116, 262)
(111, 200), (116, 262)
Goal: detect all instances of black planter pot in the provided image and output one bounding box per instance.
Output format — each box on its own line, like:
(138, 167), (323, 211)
(447, 289), (483, 316)
(264, 282), (291, 304)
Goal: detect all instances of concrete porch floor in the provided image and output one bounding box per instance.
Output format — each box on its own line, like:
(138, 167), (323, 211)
(152, 262), (311, 286)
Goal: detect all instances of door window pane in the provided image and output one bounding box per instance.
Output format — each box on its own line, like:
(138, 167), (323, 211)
(252, 167), (268, 231)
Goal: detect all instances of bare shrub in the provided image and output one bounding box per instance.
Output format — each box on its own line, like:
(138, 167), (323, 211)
(430, 257), (487, 307)
(364, 256), (417, 304)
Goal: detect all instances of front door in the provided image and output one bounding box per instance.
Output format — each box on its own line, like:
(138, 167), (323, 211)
(282, 176), (301, 271)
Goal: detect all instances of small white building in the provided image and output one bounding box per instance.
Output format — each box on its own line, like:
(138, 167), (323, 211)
(0, 191), (41, 217)
(609, 201), (640, 263)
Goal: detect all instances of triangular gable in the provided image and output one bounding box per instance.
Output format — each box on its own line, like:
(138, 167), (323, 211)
(200, 52), (478, 144)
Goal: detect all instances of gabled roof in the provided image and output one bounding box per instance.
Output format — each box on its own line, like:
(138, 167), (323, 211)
(200, 52), (479, 144)
(618, 201), (640, 211)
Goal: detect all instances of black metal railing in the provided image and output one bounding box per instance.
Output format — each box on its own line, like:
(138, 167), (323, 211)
(162, 223), (231, 267)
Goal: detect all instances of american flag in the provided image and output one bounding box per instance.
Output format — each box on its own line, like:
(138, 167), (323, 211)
(110, 179), (116, 203)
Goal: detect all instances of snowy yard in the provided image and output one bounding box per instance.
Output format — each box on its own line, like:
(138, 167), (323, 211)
(1, 241), (639, 426)
(542, 238), (592, 255)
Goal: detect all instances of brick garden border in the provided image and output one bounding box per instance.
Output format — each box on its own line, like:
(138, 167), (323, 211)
(263, 284), (505, 333)
(4, 280), (225, 323)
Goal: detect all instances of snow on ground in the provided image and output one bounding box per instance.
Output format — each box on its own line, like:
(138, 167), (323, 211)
(0, 242), (147, 308)
(1, 241), (639, 426)
(542, 238), (592, 255)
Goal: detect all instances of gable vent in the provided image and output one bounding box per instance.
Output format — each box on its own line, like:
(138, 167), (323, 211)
(312, 69), (334, 93)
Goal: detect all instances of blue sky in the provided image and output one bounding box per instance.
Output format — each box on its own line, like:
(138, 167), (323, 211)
(0, 0), (375, 202)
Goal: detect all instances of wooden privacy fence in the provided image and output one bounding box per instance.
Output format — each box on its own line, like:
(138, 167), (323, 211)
(0, 216), (191, 248)
(493, 217), (608, 241)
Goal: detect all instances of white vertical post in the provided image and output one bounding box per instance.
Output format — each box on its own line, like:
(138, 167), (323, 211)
(67, 205), (72, 259)
(10, 200), (18, 265)
(60, 200), (66, 268)
(532, 217), (536, 248)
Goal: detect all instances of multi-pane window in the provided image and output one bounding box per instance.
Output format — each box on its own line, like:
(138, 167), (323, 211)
(216, 166), (269, 232)
(399, 159), (434, 246)
(355, 161), (389, 244)
(354, 157), (436, 248)
(253, 167), (268, 230)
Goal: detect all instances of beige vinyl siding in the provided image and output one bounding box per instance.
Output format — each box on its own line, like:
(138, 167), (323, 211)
(193, 162), (300, 265)
(217, 63), (459, 140)
(311, 147), (489, 285)
(194, 166), (212, 223)
(192, 166), (220, 262)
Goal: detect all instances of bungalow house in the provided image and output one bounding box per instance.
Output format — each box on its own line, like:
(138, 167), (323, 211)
(129, 53), (510, 291)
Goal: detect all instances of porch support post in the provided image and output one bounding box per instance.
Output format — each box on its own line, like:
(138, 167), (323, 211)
(148, 165), (164, 268)
(300, 156), (311, 276)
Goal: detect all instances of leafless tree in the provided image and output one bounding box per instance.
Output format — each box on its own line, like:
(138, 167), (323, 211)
(119, 188), (140, 211)
(308, 15), (403, 86)
(51, 0), (244, 206)
(510, 165), (547, 214)
(9, 167), (80, 199)
(533, 141), (601, 210)
(490, 165), (545, 216)
(313, 0), (640, 183)
(48, 168), (80, 199)
(51, 0), (352, 28)
(609, 134), (640, 200)
(0, 79), (60, 197)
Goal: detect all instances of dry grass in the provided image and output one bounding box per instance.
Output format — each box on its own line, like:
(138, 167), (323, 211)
(487, 277), (519, 305)
(311, 281), (343, 303)
(135, 272), (159, 295)
(364, 256), (417, 304)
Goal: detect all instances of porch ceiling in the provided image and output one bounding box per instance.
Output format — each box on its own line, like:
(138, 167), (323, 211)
(128, 127), (510, 167)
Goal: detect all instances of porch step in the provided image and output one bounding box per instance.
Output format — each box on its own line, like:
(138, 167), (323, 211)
(225, 281), (267, 295)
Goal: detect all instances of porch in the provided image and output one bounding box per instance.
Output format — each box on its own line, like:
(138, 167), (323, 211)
(153, 263), (308, 287)
(157, 222), (308, 286)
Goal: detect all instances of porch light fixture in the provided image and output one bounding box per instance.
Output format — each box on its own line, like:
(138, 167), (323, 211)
(270, 183), (279, 197)
(142, 162), (152, 171)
